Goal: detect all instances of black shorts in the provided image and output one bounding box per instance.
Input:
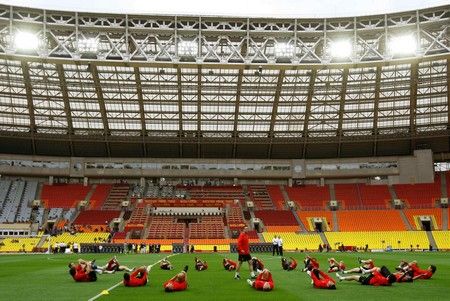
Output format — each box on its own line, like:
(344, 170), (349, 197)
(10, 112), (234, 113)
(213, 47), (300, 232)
(88, 271), (97, 282)
(238, 253), (252, 262)
(359, 274), (374, 285)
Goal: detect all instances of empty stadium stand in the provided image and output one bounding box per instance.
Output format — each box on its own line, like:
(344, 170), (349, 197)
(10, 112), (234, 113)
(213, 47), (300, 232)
(297, 210), (334, 231)
(146, 216), (185, 239)
(89, 184), (113, 209)
(266, 185), (286, 210)
(248, 185), (275, 210)
(41, 184), (91, 208)
(432, 231), (450, 249)
(102, 184), (130, 210)
(73, 210), (121, 227)
(325, 231), (430, 250)
(337, 210), (407, 231)
(285, 185), (330, 210)
(261, 232), (323, 250)
(254, 210), (299, 232)
(189, 216), (225, 239)
(404, 208), (442, 230)
(394, 177), (441, 208)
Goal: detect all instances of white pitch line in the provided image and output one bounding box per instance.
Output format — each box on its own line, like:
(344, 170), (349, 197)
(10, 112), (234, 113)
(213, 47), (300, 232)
(87, 253), (178, 301)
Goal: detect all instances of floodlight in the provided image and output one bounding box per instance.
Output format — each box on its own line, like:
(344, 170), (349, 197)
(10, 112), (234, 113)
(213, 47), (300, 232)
(15, 31), (39, 51)
(275, 42), (294, 58)
(329, 40), (352, 59)
(78, 38), (99, 53)
(178, 41), (198, 57)
(389, 34), (417, 56)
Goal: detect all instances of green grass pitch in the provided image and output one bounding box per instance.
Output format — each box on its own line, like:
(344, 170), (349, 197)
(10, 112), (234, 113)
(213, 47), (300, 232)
(0, 252), (448, 301)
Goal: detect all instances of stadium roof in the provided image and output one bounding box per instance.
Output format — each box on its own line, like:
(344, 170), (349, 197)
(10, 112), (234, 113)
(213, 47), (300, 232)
(0, 3), (448, 159)
(1, 0), (449, 18)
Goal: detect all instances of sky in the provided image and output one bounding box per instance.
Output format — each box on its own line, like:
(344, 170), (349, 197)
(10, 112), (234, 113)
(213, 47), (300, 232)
(0, 0), (448, 18)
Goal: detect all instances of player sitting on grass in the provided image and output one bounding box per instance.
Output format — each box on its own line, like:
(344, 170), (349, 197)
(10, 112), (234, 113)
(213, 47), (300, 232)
(123, 266), (150, 287)
(252, 257), (265, 274)
(160, 257), (173, 270)
(163, 266), (189, 292)
(302, 255), (319, 272)
(194, 257), (208, 271)
(307, 269), (336, 289)
(327, 258), (345, 272)
(223, 258), (237, 271)
(281, 257), (297, 271)
(336, 265), (396, 286)
(100, 256), (133, 274)
(68, 259), (99, 282)
(247, 269), (274, 291)
(341, 257), (374, 274)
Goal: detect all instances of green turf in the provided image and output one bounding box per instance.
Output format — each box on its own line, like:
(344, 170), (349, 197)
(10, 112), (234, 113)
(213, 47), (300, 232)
(0, 252), (448, 301)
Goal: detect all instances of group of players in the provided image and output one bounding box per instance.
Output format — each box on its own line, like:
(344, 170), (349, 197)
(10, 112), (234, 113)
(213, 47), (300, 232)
(68, 227), (437, 292)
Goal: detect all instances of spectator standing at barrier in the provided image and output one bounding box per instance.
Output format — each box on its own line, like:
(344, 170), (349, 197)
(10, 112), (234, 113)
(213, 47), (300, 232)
(277, 236), (283, 256)
(235, 226), (255, 280)
(272, 235), (279, 256)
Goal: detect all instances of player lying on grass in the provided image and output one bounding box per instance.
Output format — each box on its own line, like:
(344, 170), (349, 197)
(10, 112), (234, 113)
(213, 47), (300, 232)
(123, 266), (151, 287)
(341, 257), (374, 274)
(363, 264), (413, 283)
(68, 259), (100, 282)
(327, 258), (345, 272)
(247, 269), (274, 291)
(336, 265), (396, 286)
(160, 257), (173, 270)
(223, 258), (237, 271)
(100, 256), (133, 273)
(194, 257), (208, 271)
(302, 255), (319, 272)
(281, 257), (297, 271)
(408, 261), (436, 280)
(163, 266), (189, 292)
(307, 269), (336, 289)
(252, 257), (265, 274)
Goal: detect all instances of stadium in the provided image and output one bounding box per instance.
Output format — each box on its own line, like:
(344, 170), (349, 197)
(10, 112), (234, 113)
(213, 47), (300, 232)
(0, 0), (449, 300)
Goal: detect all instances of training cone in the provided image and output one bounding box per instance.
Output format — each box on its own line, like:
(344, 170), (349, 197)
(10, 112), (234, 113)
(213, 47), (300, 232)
(101, 290), (109, 295)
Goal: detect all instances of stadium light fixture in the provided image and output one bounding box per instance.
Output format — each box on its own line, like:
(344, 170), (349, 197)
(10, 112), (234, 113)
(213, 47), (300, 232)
(389, 34), (417, 56)
(78, 38), (99, 53)
(329, 40), (352, 59)
(178, 40), (198, 57)
(15, 31), (39, 51)
(275, 42), (294, 58)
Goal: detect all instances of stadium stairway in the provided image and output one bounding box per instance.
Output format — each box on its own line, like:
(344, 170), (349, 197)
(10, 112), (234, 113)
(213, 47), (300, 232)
(399, 209), (413, 230)
(443, 208), (448, 230)
(426, 231), (438, 250)
(318, 231), (330, 247)
(291, 209), (307, 232)
(440, 172), (447, 198)
(332, 211), (339, 231)
(388, 185), (398, 205)
(329, 184), (336, 202)
(84, 184), (97, 205)
(280, 185), (291, 205)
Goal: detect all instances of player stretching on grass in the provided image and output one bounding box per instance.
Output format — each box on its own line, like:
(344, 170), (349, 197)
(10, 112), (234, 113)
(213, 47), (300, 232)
(163, 266), (189, 292)
(302, 255), (319, 271)
(252, 256), (265, 274)
(408, 261), (436, 280)
(307, 269), (337, 289)
(123, 266), (150, 287)
(68, 259), (99, 282)
(160, 257), (173, 270)
(281, 257), (298, 271)
(223, 258), (237, 271)
(327, 258), (345, 272)
(234, 227), (255, 280)
(336, 266), (396, 286)
(247, 269), (274, 291)
(100, 256), (133, 274)
(341, 257), (374, 274)
(194, 257), (208, 271)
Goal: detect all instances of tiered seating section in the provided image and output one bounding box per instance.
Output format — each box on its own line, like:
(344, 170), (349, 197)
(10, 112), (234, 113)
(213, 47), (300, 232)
(248, 185), (275, 210)
(146, 216), (184, 239)
(285, 185), (330, 210)
(404, 208), (442, 230)
(261, 232), (322, 250)
(189, 216), (225, 239)
(394, 176), (441, 208)
(184, 185), (246, 202)
(41, 184), (91, 208)
(297, 210), (333, 231)
(0, 237), (42, 252)
(266, 185), (286, 210)
(432, 231), (450, 249)
(73, 210), (121, 227)
(51, 232), (110, 244)
(227, 203), (246, 231)
(102, 184), (130, 210)
(337, 210), (406, 231)
(325, 231), (429, 249)
(357, 184), (391, 209)
(254, 210), (299, 232)
(89, 184), (112, 209)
